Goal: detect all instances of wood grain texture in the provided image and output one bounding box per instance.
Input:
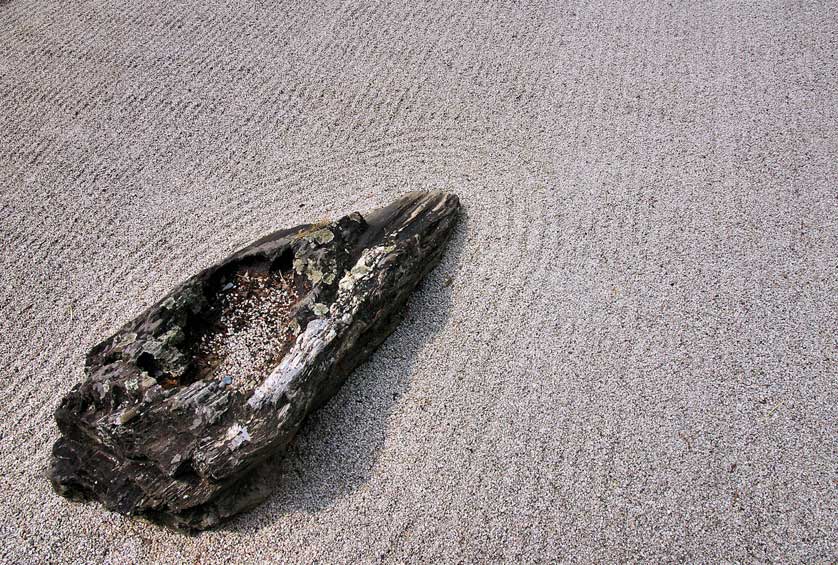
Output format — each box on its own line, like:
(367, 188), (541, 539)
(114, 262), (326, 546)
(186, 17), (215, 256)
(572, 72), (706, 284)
(49, 192), (460, 530)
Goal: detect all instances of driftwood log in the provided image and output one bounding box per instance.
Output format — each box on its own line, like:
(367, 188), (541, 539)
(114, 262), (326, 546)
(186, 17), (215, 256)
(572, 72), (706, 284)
(48, 191), (460, 531)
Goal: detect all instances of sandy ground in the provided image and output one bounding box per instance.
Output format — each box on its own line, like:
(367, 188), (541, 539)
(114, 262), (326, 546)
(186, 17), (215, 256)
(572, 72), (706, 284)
(1, 1), (837, 563)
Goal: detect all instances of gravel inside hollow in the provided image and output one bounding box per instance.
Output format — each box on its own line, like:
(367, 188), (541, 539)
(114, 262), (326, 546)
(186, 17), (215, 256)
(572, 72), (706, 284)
(197, 271), (301, 391)
(1, 0), (837, 563)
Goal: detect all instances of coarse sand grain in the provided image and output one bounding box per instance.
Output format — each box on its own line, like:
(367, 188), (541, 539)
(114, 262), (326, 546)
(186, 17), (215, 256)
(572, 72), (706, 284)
(196, 270), (303, 391)
(1, 1), (836, 563)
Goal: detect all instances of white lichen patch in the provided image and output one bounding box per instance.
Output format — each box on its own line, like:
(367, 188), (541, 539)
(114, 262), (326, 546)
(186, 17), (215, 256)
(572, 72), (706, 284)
(225, 423), (250, 449)
(337, 248), (389, 293)
(338, 272), (356, 292)
(293, 257), (307, 275)
(308, 269), (323, 284)
(351, 262), (372, 277)
(312, 302), (329, 316)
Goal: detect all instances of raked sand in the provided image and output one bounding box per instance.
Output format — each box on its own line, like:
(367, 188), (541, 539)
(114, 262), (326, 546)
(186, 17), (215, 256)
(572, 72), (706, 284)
(1, 1), (836, 562)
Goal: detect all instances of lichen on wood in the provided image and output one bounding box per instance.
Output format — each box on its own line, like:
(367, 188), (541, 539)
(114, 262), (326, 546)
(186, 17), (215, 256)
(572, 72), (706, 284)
(48, 191), (460, 531)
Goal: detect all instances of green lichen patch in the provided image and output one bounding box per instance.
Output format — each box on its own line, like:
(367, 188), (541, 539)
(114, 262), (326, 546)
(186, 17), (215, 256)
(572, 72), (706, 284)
(308, 228), (335, 245)
(308, 268), (323, 284)
(293, 253), (338, 286)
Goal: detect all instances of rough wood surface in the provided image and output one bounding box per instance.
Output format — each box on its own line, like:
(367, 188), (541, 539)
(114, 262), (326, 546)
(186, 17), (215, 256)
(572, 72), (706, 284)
(48, 191), (460, 531)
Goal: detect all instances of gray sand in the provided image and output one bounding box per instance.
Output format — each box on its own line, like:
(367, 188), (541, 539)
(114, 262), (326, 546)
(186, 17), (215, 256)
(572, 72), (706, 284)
(1, 1), (836, 562)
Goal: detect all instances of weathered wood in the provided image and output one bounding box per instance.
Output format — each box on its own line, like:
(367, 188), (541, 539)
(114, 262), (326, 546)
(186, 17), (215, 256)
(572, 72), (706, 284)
(48, 192), (460, 531)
